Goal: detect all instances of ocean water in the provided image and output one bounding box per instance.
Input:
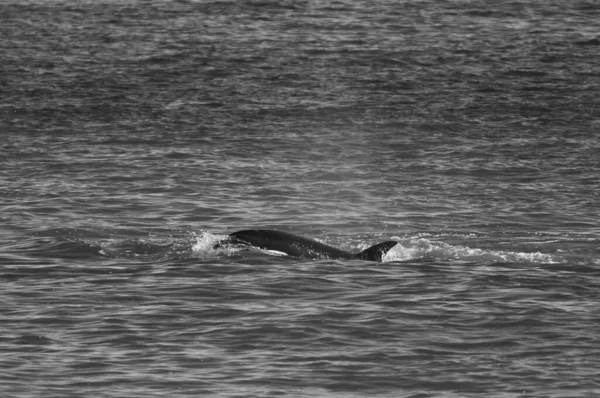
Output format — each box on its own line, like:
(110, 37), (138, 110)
(1, 0), (600, 397)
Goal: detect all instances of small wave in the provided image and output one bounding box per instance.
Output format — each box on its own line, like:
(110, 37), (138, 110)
(383, 238), (562, 264)
(100, 237), (186, 260)
(26, 238), (104, 260)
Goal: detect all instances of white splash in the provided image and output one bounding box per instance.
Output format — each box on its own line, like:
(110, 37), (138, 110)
(381, 238), (561, 264)
(191, 231), (229, 257)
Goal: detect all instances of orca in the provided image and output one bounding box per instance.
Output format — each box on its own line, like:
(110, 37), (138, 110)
(217, 229), (398, 262)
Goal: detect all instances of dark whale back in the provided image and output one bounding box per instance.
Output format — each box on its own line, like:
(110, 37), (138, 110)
(224, 229), (397, 262)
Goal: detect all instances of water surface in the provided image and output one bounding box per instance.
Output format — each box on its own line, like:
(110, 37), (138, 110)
(1, 1), (600, 397)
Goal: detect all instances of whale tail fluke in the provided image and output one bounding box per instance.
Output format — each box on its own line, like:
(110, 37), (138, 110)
(354, 241), (398, 262)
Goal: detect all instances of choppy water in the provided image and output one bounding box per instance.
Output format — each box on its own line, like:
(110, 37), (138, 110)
(1, 0), (600, 397)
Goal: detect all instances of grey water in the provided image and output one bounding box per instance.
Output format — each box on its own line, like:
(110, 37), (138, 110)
(1, 0), (600, 397)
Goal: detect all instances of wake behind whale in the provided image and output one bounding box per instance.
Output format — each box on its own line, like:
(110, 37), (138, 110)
(216, 229), (399, 262)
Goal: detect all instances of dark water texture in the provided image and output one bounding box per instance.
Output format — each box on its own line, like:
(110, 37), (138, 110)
(1, 1), (600, 397)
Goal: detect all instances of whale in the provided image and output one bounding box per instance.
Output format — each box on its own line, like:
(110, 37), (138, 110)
(217, 229), (398, 262)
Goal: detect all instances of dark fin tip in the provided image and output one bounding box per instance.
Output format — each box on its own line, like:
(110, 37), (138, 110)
(355, 241), (398, 262)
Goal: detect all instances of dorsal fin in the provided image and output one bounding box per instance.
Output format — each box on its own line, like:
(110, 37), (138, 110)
(354, 241), (398, 262)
